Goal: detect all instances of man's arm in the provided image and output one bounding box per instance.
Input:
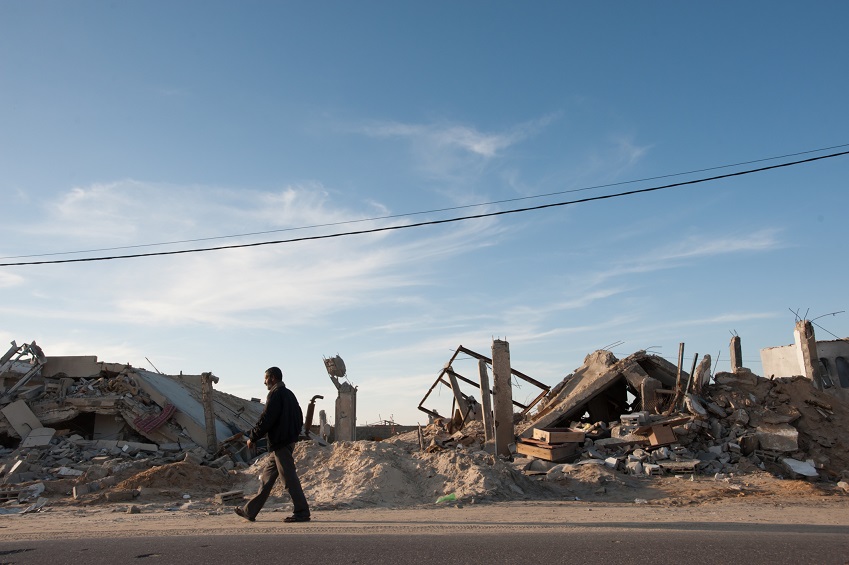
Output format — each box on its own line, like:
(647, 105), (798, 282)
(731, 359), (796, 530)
(247, 387), (283, 445)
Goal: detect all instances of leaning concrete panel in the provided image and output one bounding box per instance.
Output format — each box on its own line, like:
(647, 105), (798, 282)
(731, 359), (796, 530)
(522, 361), (627, 438)
(1, 400), (43, 438)
(133, 370), (233, 449)
(523, 350), (679, 438)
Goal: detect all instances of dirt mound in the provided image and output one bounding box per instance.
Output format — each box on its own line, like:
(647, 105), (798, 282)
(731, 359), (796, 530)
(114, 461), (234, 495)
(251, 440), (556, 510)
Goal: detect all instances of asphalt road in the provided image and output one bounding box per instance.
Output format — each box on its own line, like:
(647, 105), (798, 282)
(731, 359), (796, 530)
(1, 526), (848, 565)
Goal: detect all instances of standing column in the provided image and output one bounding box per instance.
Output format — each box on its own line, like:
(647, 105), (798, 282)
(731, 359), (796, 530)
(334, 383), (357, 442)
(478, 359), (494, 445)
(794, 320), (822, 389)
(491, 339), (514, 457)
(730, 336), (743, 371)
(201, 372), (219, 454)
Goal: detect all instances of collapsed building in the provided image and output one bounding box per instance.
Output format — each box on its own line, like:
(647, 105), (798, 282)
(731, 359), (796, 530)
(420, 333), (849, 484)
(1, 327), (848, 515)
(0, 341), (263, 453)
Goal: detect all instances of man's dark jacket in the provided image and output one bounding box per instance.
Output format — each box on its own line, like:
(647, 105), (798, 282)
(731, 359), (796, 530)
(248, 382), (303, 450)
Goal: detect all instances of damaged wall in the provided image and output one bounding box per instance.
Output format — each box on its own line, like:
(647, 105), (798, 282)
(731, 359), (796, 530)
(761, 334), (849, 402)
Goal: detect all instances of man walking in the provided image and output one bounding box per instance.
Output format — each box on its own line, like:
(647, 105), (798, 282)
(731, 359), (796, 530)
(235, 366), (311, 523)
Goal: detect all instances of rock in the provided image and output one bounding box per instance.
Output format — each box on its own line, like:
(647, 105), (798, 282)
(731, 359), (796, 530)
(732, 409), (749, 426)
(781, 458), (819, 479)
(706, 402), (727, 418)
(756, 423), (799, 452)
(684, 394), (707, 417)
(528, 459), (556, 472)
(105, 489), (138, 502)
(546, 464), (574, 481)
(625, 461), (643, 475)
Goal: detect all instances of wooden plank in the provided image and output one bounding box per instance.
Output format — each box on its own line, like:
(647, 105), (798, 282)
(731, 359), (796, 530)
(520, 437), (581, 448)
(648, 426), (677, 447)
(533, 428), (585, 443)
(515, 441), (577, 462)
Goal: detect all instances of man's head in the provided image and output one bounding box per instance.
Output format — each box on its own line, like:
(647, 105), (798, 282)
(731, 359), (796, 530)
(264, 366), (283, 390)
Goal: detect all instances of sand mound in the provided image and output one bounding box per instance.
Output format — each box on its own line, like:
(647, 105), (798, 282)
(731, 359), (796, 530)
(115, 461), (233, 495)
(243, 440), (556, 509)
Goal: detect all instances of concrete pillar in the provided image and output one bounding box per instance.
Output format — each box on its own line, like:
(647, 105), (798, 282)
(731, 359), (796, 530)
(478, 359), (494, 444)
(730, 336), (743, 371)
(491, 339), (514, 457)
(794, 320), (822, 389)
(318, 410), (330, 441)
(201, 372), (219, 454)
(334, 383), (357, 441)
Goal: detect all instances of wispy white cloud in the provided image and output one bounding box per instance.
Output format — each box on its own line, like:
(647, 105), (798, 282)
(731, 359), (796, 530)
(0, 271), (24, 289)
(4, 180), (505, 330)
(612, 135), (653, 167)
(586, 228), (784, 285)
(357, 114), (559, 180)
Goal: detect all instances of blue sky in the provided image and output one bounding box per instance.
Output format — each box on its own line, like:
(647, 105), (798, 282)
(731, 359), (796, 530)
(2, 2), (848, 425)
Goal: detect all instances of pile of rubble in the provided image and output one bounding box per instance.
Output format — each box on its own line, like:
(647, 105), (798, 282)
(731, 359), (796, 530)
(508, 350), (849, 487)
(1, 339), (848, 516)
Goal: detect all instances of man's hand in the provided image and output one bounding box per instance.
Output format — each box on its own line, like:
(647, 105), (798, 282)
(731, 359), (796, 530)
(246, 438), (254, 449)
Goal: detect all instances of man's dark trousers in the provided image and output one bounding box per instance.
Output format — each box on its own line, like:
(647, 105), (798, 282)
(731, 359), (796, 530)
(244, 443), (310, 519)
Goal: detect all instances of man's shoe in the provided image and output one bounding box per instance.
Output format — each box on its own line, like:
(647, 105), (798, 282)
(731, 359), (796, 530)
(234, 507), (255, 522)
(284, 515), (311, 523)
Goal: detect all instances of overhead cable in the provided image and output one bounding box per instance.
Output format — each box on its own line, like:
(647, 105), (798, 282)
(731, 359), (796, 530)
(4, 142), (848, 261)
(2, 148), (848, 267)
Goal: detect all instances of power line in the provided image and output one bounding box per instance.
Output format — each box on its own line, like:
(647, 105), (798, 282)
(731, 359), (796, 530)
(4, 142), (849, 261)
(2, 148), (848, 267)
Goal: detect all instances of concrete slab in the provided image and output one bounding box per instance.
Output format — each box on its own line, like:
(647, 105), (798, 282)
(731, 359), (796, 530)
(1, 399), (43, 438)
(20, 427), (55, 448)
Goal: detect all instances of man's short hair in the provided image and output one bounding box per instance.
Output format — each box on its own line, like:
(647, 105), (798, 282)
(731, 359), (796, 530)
(265, 366), (283, 382)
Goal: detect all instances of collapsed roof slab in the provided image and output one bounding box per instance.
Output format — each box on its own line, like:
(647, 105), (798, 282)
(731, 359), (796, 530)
(133, 370), (263, 449)
(521, 351), (683, 438)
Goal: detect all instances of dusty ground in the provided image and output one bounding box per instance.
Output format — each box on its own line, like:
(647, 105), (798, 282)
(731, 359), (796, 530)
(2, 495), (847, 541)
(3, 456), (847, 541)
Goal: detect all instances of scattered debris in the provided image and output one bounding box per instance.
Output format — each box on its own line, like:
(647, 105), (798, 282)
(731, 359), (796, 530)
(0, 336), (847, 516)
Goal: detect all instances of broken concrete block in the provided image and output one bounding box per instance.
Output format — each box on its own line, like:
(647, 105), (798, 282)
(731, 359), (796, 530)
(652, 447), (671, 460)
(184, 451), (204, 465)
(82, 466), (109, 482)
(528, 459), (556, 472)
(17, 482), (45, 503)
(209, 455), (232, 468)
(781, 458), (819, 479)
(55, 466), (83, 477)
(732, 409), (750, 426)
(21, 427), (56, 449)
(105, 489), (137, 502)
(684, 394), (707, 417)
(604, 457), (619, 469)
(73, 484), (90, 498)
(545, 464), (576, 481)
(625, 461), (643, 475)
(706, 402), (727, 418)
(756, 423), (799, 452)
